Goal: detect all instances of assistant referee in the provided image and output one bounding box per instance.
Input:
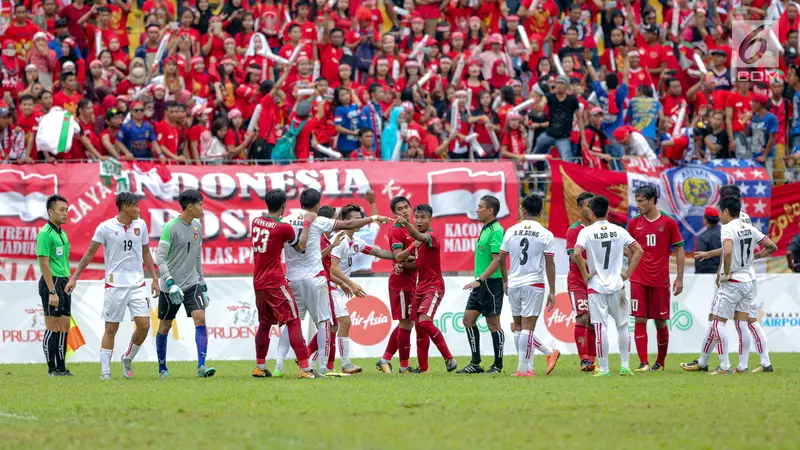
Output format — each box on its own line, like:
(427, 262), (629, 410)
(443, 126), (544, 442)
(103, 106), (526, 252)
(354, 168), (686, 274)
(459, 195), (506, 374)
(36, 194), (73, 376)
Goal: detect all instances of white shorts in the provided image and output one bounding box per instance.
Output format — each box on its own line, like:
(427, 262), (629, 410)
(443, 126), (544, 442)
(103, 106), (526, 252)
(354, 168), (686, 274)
(103, 285), (150, 323)
(508, 285), (544, 318)
(331, 289), (349, 319)
(589, 290), (630, 328)
(711, 281), (756, 320)
(289, 276), (332, 324)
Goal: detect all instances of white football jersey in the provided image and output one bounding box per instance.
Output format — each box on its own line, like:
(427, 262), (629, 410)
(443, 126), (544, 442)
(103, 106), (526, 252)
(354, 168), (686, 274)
(721, 218), (766, 283)
(331, 234), (372, 279)
(284, 212), (336, 281)
(499, 220), (555, 288)
(91, 217), (149, 287)
(740, 211), (751, 224)
(575, 220), (637, 294)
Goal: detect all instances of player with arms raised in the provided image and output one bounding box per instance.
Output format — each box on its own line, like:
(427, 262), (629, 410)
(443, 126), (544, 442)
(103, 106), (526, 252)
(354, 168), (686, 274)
(155, 189), (215, 379)
(251, 189), (318, 379)
(566, 192), (597, 371)
(66, 193), (159, 380)
(627, 185), (685, 372)
(395, 205), (458, 373)
(574, 196), (644, 377)
(499, 195), (561, 377)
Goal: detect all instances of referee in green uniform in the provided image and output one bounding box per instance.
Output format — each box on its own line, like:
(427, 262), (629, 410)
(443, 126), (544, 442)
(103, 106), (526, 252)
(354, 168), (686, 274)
(459, 196), (507, 374)
(36, 194), (73, 376)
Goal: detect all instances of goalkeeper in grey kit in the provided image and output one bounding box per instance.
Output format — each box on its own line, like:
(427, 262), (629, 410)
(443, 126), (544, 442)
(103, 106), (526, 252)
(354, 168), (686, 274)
(155, 189), (216, 379)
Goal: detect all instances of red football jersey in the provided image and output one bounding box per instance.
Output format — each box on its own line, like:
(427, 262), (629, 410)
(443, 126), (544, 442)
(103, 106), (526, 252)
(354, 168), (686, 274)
(565, 221), (587, 292)
(627, 212), (683, 288)
(251, 216), (296, 289)
(416, 230), (444, 290)
(388, 224), (417, 291)
(321, 233), (332, 279)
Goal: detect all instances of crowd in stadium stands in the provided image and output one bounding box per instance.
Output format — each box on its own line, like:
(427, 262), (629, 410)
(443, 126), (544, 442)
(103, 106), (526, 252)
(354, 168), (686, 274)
(0, 0), (798, 178)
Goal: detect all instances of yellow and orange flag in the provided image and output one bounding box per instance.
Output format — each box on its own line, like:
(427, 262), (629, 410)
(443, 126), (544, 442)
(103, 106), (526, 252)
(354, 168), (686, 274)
(65, 316), (86, 360)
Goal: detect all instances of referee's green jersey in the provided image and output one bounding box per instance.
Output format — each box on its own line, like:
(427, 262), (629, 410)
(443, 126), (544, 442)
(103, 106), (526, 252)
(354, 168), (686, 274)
(35, 222), (70, 278)
(475, 220), (504, 279)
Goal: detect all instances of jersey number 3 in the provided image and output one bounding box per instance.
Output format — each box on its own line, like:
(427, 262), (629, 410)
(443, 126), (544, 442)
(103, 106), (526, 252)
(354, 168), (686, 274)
(252, 227), (270, 253)
(519, 238), (529, 265)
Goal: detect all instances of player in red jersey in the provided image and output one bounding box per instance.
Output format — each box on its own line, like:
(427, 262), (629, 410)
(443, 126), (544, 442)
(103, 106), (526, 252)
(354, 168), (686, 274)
(250, 188), (322, 379)
(395, 205), (458, 374)
(377, 196), (419, 374)
(627, 185), (685, 372)
(565, 192), (597, 372)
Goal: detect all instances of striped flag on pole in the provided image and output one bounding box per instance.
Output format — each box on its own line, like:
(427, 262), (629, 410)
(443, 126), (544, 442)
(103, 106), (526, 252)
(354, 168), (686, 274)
(65, 316), (86, 360)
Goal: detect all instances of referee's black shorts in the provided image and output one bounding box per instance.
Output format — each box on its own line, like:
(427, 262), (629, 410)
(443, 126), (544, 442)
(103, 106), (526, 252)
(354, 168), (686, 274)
(466, 278), (504, 317)
(39, 276), (71, 317)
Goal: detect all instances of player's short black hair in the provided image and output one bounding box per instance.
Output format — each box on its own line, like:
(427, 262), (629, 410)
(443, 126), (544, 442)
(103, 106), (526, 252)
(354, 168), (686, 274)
(634, 184), (658, 202)
(286, 23), (301, 34)
(339, 203), (362, 220)
(501, 86), (516, 105)
(260, 80), (275, 95)
(589, 195), (610, 219)
(116, 192), (139, 211)
(61, 71), (76, 83)
(264, 189), (287, 213)
(576, 191), (595, 207)
(637, 85), (653, 97)
(358, 128), (373, 137)
(705, 214), (720, 225)
(19, 94), (34, 104)
(178, 189), (203, 211)
(390, 196), (410, 213)
(566, 26), (579, 34)
(46, 194), (67, 213)
(522, 195), (543, 217)
(480, 195), (501, 218)
(368, 83), (383, 96)
(720, 184), (741, 199)
(414, 204), (433, 217)
(606, 73), (619, 90)
(718, 196), (742, 218)
(299, 189), (322, 209)
(166, 100), (181, 109)
(318, 205), (336, 218)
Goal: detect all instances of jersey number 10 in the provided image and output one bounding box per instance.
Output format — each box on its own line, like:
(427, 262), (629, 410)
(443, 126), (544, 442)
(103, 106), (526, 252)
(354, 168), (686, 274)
(646, 234), (656, 247)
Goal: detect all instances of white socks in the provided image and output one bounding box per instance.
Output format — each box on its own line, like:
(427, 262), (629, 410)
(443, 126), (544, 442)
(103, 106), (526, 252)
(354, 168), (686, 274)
(533, 335), (553, 356)
(317, 322), (329, 372)
(595, 323), (609, 373)
(698, 321), (715, 368)
(618, 323), (630, 369)
(123, 343), (140, 361)
(748, 322), (771, 367)
(100, 348), (113, 374)
(518, 330), (532, 373)
(713, 320), (731, 370)
(513, 331), (521, 353)
(275, 326), (291, 373)
(339, 337), (351, 366)
(736, 321), (751, 371)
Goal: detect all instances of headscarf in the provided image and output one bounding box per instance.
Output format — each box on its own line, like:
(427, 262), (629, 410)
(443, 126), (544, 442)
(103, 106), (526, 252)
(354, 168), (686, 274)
(381, 106), (406, 161)
(1, 40), (20, 75)
(489, 59), (510, 90)
(187, 56), (211, 99)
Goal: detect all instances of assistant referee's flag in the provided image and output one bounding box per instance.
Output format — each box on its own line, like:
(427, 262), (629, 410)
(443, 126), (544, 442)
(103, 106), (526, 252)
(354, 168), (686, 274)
(66, 316), (86, 360)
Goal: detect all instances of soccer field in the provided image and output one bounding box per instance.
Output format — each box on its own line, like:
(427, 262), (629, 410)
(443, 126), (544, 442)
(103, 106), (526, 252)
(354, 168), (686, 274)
(2, 354), (799, 449)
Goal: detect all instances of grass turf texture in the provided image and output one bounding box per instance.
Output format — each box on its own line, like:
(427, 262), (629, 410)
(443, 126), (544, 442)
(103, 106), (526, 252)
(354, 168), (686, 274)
(2, 354), (799, 449)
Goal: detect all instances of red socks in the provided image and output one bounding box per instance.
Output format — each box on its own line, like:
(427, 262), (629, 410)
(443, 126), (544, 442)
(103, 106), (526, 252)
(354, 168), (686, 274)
(255, 322), (272, 365)
(381, 325), (400, 361)
(656, 326), (669, 366)
(587, 325), (596, 362)
(634, 322), (648, 365)
(307, 331), (318, 356)
(574, 323), (588, 360)
(418, 320), (452, 360)
(397, 327), (412, 368)
(416, 323), (431, 371)
(327, 330), (336, 370)
(286, 319), (309, 369)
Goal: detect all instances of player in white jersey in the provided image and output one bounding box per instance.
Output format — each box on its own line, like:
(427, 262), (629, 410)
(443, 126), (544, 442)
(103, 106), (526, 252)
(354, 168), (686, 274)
(686, 196), (777, 375)
(498, 195), (561, 377)
(684, 185), (775, 373)
(277, 189), (391, 375)
(66, 193), (160, 380)
(330, 203), (397, 373)
(573, 196), (644, 377)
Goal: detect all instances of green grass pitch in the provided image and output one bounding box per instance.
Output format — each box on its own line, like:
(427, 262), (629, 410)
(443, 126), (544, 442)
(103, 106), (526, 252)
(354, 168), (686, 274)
(2, 354), (799, 449)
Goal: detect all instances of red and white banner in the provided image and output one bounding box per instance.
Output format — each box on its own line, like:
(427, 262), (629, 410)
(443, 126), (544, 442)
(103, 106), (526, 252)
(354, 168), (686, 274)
(0, 162), (519, 279)
(768, 182), (800, 257)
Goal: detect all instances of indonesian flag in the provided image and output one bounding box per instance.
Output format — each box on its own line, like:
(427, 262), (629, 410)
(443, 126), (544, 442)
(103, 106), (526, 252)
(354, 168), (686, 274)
(0, 170), (58, 222)
(65, 316), (86, 360)
(35, 109), (80, 155)
(427, 168), (509, 220)
(126, 161), (175, 201)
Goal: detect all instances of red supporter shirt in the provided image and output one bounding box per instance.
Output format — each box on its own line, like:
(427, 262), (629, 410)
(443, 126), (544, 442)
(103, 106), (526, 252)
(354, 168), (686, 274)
(627, 68), (654, 99)
(388, 224), (417, 292)
(5, 20), (40, 58)
(156, 120), (181, 156)
(501, 129), (526, 157)
(661, 95), (687, 128)
(107, 4), (130, 47)
(627, 212), (683, 288)
(52, 91), (82, 116)
(251, 215), (296, 289)
(565, 222), (587, 292)
(290, 115), (318, 160)
(416, 230), (444, 291)
(725, 91), (752, 133)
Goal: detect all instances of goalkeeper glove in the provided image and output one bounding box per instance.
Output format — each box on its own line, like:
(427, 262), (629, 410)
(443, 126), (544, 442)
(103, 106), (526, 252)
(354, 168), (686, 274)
(166, 277), (183, 305)
(200, 284), (210, 308)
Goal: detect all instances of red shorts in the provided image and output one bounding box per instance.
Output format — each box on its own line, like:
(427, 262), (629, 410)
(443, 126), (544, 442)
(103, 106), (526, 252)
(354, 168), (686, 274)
(389, 289), (414, 320)
(630, 282), (671, 320)
(255, 284), (298, 325)
(412, 287), (444, 319)
(569, 289), (589, 316)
